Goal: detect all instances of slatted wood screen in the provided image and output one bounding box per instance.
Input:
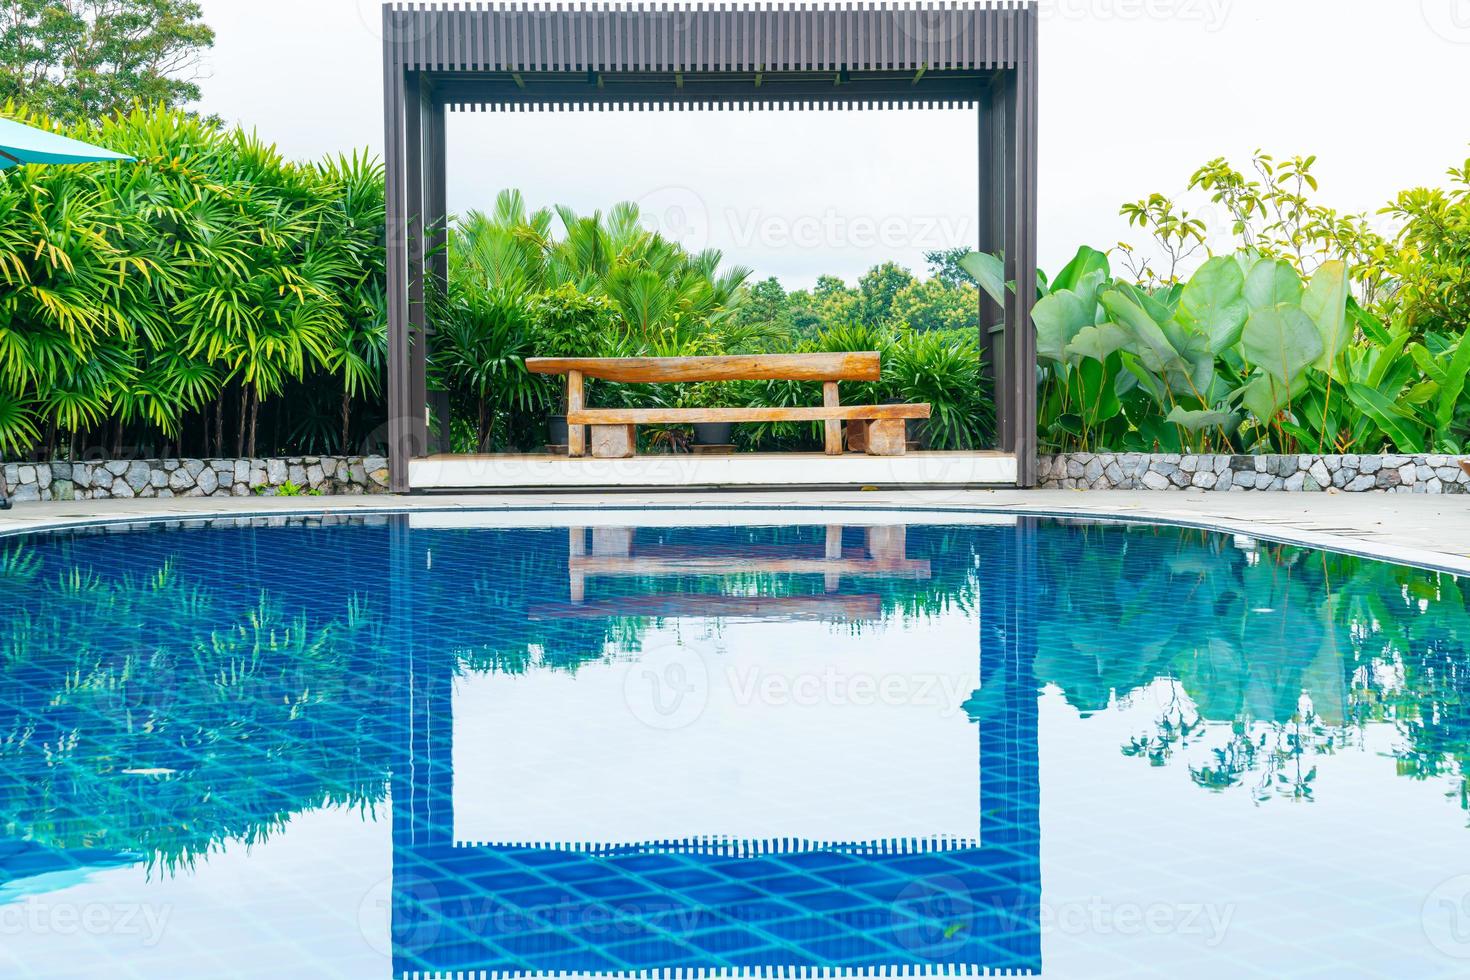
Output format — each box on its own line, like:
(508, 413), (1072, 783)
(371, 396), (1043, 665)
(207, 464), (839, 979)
(385, 2), (1032, 74)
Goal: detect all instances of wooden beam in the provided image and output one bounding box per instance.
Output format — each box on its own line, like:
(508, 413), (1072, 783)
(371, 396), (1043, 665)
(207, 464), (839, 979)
(823, 381), (842, 456)
(528, 594), (885, 622)
(566, 369), (585, 457)
(527, 352), (881, 383)
(570, 555), (932, 580)
(567, 405), (930, 425)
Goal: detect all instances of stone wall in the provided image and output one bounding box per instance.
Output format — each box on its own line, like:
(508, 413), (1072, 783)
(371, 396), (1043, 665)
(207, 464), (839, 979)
(2, 456), (390, 502)
(1039, 454), (1470, 493)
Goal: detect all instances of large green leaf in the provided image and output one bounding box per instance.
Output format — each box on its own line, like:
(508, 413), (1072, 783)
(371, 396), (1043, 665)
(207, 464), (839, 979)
(1051, 246), (1111, 294)
(1433, 334), (1470, 429)
(1066, 322), (1132, 363)
(1345, 382), (1427, 452)
(1243, 258), (1303, 311)
(1166, 406), (1241, 434)
(1240, 305), (1323, 384)
(959, 251), (1008, 308)
(1032, 289), (1095, 364)
(1301, 260), (1350, 376)
(1179, 256), (1248, 354)
(1100, 288), (1183, 374)
(1069, 355), (1122, 429)
(1239, 372), (1308, 425)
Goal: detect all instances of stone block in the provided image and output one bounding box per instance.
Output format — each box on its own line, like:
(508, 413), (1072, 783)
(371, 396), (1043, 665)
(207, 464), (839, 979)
(234, 459), (250, 485)
(1346, 475), (1376, 492)
(196, 468), (220, 495)
(1142, 471), (1170, 491)
(864, 420), (908, 457)
(266, 459), (288, 484)
(125, 461), (152, 492)
(168, 468), (195, 491)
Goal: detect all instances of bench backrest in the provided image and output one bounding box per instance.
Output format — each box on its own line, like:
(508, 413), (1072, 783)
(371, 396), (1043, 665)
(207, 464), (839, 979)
(525, 353), (880, 384)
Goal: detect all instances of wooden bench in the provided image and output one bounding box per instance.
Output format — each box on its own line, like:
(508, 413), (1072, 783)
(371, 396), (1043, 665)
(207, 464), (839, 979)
(524, 353), (930, 458)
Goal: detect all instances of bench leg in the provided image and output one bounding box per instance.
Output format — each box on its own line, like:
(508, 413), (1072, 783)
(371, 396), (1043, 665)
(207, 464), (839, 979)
(823, 382), (842, 456)
(591, 424), (636, 458)
(864, 419), (908, 456)
(846, 420), (869, 454)
(567, 370), (585, 457)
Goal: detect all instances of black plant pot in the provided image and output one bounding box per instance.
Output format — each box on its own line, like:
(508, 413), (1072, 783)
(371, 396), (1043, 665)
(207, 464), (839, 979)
(693, 422), (735, 445)
(548, 414), (569, 448)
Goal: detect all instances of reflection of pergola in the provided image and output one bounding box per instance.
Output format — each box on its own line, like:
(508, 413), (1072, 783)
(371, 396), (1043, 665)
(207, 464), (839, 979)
(381, 3), (1040, 492)
(536, 523), (931, 618)
(387, 518), (1042, 976)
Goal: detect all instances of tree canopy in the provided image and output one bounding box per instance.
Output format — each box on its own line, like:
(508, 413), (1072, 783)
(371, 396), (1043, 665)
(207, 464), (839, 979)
(0, 0), (214, 123)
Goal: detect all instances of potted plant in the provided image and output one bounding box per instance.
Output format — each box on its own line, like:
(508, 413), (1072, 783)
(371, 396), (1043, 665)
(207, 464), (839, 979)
(687, 381), (735, 448)
(529, 288), (621, 452)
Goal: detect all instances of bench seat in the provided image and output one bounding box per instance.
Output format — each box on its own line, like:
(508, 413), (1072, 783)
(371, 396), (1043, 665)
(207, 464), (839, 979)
(526, 352), (928, 458)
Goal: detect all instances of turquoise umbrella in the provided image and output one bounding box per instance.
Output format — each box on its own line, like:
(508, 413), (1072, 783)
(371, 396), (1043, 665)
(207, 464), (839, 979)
(0, 116), (134, 169)
(0, 118), (132, 508)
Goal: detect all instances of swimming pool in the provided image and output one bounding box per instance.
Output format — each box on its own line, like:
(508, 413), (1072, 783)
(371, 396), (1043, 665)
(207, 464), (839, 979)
(1, 510), (1467, 979)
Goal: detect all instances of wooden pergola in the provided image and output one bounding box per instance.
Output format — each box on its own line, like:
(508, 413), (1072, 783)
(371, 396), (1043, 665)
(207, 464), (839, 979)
(382, 2), (1040, 492)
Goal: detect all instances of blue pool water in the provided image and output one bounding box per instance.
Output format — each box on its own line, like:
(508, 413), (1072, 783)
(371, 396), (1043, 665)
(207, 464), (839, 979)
(1, 512), (1468, 979)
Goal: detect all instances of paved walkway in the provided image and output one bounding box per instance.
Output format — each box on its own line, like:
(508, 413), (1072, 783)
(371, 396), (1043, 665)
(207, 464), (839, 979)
(2, 489), (1467, 574)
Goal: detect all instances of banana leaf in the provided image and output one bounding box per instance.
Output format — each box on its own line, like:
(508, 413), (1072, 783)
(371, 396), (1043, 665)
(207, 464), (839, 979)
(1345, 382), (1426, 453)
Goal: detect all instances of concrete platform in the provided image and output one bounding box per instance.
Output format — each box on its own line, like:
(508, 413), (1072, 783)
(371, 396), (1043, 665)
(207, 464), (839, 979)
(2, 489), (1468, 574)
(408, 452), (1019, 492)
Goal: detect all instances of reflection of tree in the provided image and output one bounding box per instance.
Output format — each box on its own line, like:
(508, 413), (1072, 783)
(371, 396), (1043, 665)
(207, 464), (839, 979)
(0, 554), (397, 873)
(0, 521), (997, 876)
(1035, 522), (1470, 816)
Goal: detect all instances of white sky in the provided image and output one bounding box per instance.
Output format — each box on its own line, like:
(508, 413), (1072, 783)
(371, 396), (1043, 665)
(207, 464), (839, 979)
(191, 0), (1470, 288)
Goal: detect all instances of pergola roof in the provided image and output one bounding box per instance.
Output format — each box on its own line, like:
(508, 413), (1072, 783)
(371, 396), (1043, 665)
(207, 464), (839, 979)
(385, 2), (1038, 111)
(385, 2), (1037, 73)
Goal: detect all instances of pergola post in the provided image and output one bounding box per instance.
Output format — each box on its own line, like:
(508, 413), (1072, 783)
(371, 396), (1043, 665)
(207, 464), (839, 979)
(383, 8), (411, 494)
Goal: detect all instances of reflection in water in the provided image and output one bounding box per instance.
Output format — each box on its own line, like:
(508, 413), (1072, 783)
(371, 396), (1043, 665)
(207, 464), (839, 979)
(0, 516), (1465, 976)
(1034, 523), (1470, 810)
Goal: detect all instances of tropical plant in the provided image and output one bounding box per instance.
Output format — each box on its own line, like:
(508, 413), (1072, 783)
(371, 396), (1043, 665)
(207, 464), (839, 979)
(0, 105), (387, 461)
(967, 244), (1366, 454)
